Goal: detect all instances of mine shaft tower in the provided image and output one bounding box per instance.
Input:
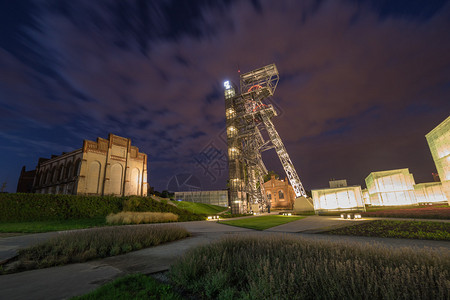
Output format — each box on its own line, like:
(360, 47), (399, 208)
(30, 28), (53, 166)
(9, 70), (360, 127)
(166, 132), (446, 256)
(224, 64), (307, 214)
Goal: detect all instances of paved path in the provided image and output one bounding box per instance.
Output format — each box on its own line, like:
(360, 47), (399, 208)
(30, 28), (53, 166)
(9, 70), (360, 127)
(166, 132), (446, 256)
(0, 217), (449, 300)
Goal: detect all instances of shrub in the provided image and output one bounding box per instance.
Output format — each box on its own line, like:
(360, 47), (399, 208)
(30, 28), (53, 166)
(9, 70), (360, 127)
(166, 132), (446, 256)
(7, 225), (190, 273)
(169, 235), (450, 299)
(106, 212), (179, 224)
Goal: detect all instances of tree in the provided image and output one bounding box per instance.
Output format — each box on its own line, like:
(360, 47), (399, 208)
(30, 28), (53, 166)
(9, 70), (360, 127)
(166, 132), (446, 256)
(0, 181), (6, 193)
(263, 171), (280, 183)
(161, 190), (170, 198)
(147, 185), (155, 195)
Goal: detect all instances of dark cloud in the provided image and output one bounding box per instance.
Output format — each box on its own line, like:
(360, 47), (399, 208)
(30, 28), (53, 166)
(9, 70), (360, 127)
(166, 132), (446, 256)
(0, 0), (449, 192)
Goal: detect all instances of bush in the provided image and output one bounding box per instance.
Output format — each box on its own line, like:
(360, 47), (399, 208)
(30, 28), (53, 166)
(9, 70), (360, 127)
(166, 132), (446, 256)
(170, 235), (450, 299)
(106, 212), (179, 224)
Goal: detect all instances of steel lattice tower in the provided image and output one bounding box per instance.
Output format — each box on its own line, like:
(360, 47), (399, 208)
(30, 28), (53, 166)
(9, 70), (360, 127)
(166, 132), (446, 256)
(224, 64), (307, 214)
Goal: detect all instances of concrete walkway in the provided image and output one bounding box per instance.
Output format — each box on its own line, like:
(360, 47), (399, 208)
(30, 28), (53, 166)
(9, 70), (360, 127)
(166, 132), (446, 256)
(0, 217), (449, 300)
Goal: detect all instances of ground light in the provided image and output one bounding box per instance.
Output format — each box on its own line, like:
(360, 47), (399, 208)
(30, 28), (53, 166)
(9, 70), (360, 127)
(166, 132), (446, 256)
(207, 216), (220, 221)
(340, 213), (362, 220)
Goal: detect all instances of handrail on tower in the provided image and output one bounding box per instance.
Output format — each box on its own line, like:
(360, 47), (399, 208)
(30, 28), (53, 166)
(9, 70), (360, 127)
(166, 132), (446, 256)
(240, 64), (279, 96)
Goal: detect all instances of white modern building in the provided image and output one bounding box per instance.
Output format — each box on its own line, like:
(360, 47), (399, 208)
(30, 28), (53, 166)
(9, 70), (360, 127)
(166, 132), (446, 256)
(426, 116), (450, 205)
(414, 182), (447, 204)
(312, 185), (365, 212)
(362, 188), (370, 205)
(365, 169), (417, 206)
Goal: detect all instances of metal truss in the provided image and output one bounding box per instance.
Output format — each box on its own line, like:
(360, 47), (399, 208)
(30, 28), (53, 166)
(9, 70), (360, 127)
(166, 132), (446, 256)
(224, 63), (306, 214)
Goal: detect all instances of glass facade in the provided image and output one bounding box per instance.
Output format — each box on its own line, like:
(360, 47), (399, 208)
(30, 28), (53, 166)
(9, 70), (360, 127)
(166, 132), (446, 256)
(174, 190), (229, 207)
(414, 182), (447, 203)
(365, 168), (417, 206)
(312, 186), (365, 212)
(426, 116), (450, 204)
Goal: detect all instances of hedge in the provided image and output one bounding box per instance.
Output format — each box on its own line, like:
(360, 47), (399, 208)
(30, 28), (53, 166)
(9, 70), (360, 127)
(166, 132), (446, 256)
(0, 193), (123, 222)
(0, 194), (204, 222)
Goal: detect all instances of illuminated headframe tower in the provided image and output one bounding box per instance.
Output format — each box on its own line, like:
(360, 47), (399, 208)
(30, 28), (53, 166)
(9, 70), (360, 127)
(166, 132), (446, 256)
(224, 64), (307, 214)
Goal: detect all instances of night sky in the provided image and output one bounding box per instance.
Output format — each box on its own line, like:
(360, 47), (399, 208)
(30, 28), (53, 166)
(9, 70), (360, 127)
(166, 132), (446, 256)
(0, 0), (449, 193)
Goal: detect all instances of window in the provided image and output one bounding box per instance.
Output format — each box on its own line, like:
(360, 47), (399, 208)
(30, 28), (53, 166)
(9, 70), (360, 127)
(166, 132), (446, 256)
(228, 147), (240, 159)
(224, 89), (235, 99)
(278, 190), (284, 199)
(65, 162), (73, 179)
(226, 108), (236, 119)
(267, 192), (271, 200)
(73, 159), (81, 177)
(227, 126), (237, 138)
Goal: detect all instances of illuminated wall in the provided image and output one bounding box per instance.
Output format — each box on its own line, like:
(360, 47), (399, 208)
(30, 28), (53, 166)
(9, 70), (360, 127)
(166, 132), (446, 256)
(414, 182), (447, 203)
(33, 134), (148, 196)
(362, 188), (370, 205)
(263, 175), (296, 210)
(365, 169), (417, 206)
(312, 186), (365, 212)
(426, 116), (450, 205)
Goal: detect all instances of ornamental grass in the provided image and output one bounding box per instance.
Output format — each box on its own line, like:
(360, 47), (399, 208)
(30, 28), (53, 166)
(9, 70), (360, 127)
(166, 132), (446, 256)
(169, 234), (449, 299)
(8, 225), (189, 273)
(106, 211), (178, 225)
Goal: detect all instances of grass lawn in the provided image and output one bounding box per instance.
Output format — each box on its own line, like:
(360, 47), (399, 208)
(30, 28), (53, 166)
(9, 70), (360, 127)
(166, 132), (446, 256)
(0, 217), (107, 233)
(325, 220), (450, 241)
(171, 201), (227, 215)
(219, 215), (304, 230)
(72, 273), (181, 300)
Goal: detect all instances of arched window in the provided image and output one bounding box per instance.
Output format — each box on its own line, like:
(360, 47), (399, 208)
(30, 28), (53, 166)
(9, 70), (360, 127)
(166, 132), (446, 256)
(87, 161), (101, 194)
(278, 190), (284, 199)
(35, 172), (42, 186)
(73, 159), (81, 177)
(130, 168), (140, 195)
(42, 170), (48, 185)
(110, 164), (123, 196)
(52, 166), (59, 182)
(59, 165), (64, 181)
(267, 192), (272, 200)
(65, 162), (73, 179)
(46, 170), (52, 184)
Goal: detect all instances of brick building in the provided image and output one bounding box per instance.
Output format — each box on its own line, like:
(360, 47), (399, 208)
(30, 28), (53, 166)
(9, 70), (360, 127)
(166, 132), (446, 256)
(19, 134), (148, 196)
(263, 175), (295, 209)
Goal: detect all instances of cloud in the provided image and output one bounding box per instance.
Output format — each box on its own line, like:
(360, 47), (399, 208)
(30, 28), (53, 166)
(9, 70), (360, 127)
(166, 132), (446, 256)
(1, 0), (449, 191)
